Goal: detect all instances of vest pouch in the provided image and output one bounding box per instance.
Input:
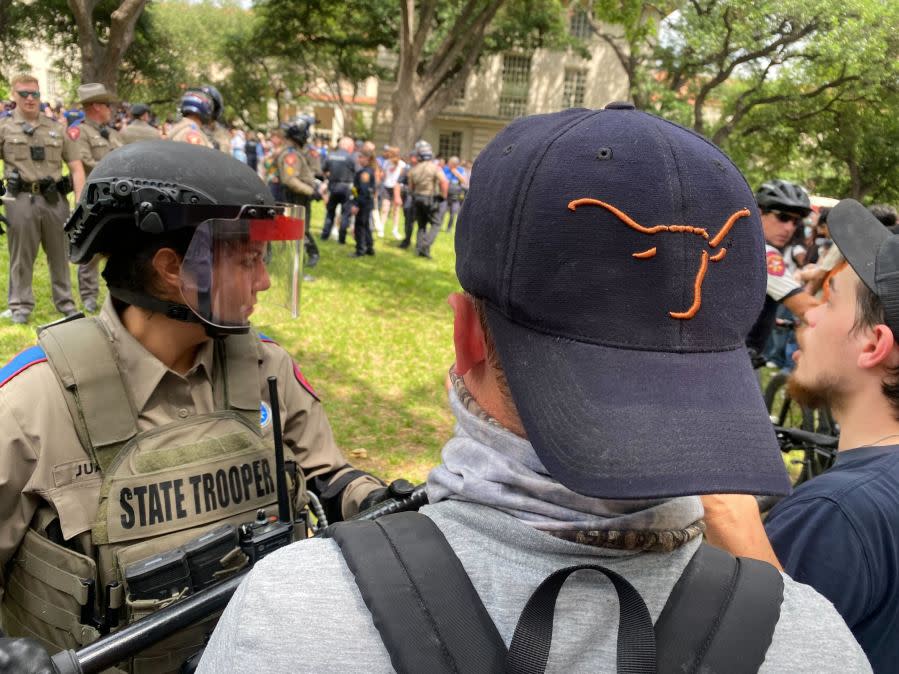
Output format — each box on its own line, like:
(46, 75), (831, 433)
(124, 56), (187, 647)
(1, 528), (100, 652)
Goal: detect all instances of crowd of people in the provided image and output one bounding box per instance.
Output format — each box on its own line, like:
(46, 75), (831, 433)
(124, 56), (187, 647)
(0, 79), (897, 674)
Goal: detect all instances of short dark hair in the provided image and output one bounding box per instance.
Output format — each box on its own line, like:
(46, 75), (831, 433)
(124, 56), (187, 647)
(869, 204), (898, 228)
(470, 295), (514, 405)
(853, 281), (899, 419)
(102, 228), (194, 299)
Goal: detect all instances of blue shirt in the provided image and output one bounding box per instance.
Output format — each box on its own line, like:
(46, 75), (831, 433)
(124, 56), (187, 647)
(765, 444), (899, 672)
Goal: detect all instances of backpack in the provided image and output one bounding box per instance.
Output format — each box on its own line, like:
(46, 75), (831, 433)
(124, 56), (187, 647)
(327, 511), (783, 674)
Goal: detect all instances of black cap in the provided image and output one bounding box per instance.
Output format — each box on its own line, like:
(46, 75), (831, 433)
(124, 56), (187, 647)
(829, 198), (899, 333)
(131, 103), (150, 117)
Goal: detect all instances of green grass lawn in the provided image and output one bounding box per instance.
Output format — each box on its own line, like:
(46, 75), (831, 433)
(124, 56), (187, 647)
(0, 201), (460, 483)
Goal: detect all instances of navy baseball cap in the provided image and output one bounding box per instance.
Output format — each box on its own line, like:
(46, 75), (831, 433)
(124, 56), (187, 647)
(456, 104), (790, 499)
(828, 198), (899, 335)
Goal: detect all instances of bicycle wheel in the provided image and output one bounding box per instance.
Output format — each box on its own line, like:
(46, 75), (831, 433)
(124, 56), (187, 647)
(763, 372), (813, 430)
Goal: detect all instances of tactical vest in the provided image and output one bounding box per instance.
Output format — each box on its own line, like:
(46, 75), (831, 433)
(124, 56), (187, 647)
(1, 318), (307, 673)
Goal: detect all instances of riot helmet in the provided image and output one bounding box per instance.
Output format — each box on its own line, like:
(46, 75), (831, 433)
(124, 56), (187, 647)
(180, 89), (215, 123)
(200, 84), (225, 122)
(281, 114), (315, 146)
(414, 140), (433, 161)
(755, 179), (812, 217)
(65, 141), (306, 336)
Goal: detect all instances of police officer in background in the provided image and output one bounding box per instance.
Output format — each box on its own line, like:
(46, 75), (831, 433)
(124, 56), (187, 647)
(277, 115), (321, 269)
(119, 103), (160, 145)
(168, 89), (215, 147)
(407, 140), (448, 259)
(200, 84), (231, 155)
(320, 136), (356, 243)
(349, 150), (376, 257)
(0, 142), (397, 672)
(68, 83), (122, 313)
(0, 73), (85, 324)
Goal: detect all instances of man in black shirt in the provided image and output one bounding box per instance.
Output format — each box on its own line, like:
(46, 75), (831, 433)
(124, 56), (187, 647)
(321, 136), (356, 243)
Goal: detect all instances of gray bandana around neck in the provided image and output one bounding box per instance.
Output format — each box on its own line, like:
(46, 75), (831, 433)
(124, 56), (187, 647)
(427, 377), (704, 552)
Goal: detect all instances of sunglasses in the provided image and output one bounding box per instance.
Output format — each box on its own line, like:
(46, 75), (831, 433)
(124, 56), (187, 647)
(16, 90), (41, 100)
(770, 210), (801, 225)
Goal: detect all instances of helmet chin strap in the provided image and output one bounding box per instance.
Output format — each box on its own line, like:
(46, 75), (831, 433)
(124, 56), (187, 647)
(108, 287), (249, 337)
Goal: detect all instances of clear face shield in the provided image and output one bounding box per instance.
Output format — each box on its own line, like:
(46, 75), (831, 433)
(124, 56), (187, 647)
(179, 204), (305, 332)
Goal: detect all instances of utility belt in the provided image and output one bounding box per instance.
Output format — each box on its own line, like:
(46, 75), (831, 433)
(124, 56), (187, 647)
(413, 193), (439, 205)
(7, 174), (72, 197)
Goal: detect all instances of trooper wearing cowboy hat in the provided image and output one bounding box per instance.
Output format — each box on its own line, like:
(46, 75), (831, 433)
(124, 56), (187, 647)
(68, 82), (123, 312)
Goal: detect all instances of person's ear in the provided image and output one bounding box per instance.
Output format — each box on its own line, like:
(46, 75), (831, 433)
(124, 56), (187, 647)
(448, 292), (487, 376)
(150, 247), (183, 300)
(858, 324), (898, 371)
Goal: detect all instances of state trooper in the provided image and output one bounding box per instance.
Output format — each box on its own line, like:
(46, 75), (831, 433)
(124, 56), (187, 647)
(276, 115), (321, 270)
(0, 73), (85, 324)
(200, 84), (231, 155)
(119, 103), (160, 145)
(406, 140), (448, 259)
(168, 89), (215, 147)
(0, 142), (394, 672)
(68, 82), (122, 313)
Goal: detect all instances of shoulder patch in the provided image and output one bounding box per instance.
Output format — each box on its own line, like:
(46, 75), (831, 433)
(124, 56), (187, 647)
(67, 126), (81, 141)
(186, 131), (205, 145)
(360, 172), (370, 183)
(293, 363), (319, 401)
(766, 250), (786, 277)
(0, 345), (47, 388)
(258, 333), (319, 401)
(284, 152), (298, 166)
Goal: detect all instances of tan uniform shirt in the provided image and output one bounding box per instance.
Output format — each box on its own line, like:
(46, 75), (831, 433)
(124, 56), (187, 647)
(408, 160), (443, 196)
(168, 117), (214, 148)
(0, 110), (80, 182)
(69, 119), (122, 177)
(276, 142), (315, 198)
(208, 122), (231, 154)
(0, 299), (380, 572)
(119, 119), (160, 145)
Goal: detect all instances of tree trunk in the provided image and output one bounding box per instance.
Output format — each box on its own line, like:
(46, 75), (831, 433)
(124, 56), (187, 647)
(388, 0), (505, 151)
(67, 0), (149, 93)
(388, 85), (430, 150)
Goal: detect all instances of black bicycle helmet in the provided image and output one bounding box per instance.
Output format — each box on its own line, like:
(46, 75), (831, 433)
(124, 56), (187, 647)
(755, 179), (812, 217)
(65, 141), (283, 335)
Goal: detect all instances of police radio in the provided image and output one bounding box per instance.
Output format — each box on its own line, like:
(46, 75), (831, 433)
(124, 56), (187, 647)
(238, 376), (294, 565)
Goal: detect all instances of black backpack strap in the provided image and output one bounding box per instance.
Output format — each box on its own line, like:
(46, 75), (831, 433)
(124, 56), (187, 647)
(655, 543), (784, 674)
(506, 564), (656, 674)
(328, 511), (507, 674)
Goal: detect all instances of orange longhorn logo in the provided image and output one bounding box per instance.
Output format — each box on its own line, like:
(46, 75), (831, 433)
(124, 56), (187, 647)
(568, 198), (750, 320)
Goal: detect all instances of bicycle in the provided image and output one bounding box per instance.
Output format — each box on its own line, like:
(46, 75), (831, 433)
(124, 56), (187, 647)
(757, 425), (837, 513)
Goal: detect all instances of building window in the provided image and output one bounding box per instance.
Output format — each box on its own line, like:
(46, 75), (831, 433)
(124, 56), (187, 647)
(449, 81), (466, 108)
(499, 54), (531, 118)
(562, 69), (587, 109)
(570, 9), (592, 39)
(438, 131), (463, 159)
